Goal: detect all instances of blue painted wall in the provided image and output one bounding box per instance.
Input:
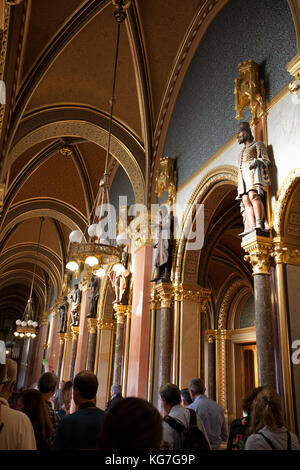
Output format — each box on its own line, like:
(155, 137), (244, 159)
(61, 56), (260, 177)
(109, 164), (135, 213)
(163, 0), (297, 187)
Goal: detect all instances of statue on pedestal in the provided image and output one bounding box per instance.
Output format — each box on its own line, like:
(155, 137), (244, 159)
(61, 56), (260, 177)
(87, 274), (100, 318)
(70, 284), (82, 326)
(58, 296), (69, 333)
(236, 122), (271, 235)
(151, 205), (173, 282)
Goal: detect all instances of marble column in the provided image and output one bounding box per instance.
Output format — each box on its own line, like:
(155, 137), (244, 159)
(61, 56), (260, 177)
(112, 304), (127, 385)
(56, 333), (66, 382)
(156, 281), (174, 388)
(69, 326), (79, 381)
(206, 332), (216, 400)
(30, 319), (48, 385)
(215, 329), (231, 412)
(242, 235), (275, 388)
(86, 318), (97, 372)
(17, 337), (31, 390)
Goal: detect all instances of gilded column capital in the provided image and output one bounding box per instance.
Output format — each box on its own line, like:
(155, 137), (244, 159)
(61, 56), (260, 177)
(71, 326), (80, 340)
(113, 304), (127, 324)
(156, 281), (174, 309)
(99, 319), (116, 331)
(58, 332), (66, 344)
(87, 318), (98, 334)
(80, 277), (89, 292)
(272, 239), (300, 265)
(128, 210), (154, 253)
(215, 329), (232, 341)
(242, 235), (273, 275)
(125, 305), (132, 319)
(205, 330), (216, 343)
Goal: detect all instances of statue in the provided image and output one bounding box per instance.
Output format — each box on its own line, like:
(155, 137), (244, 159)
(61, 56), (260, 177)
(236, 122), (271, 235)
(87, 274), (100, 318)
(110, 268), (131, 305)
(58, 296), (69, 333)
(70, 284), (82, 326)
(151, 205), (173, 282)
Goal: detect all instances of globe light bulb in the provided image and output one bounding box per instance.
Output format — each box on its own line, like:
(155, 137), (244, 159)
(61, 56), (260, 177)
(26, 332), (31, 337)
(66, 261), (79, 272)
(95, 267), (105, 278)
(88, 224), (98, 238)
(19, 333), (24, 338)
(16, 319), (22, 326)
(32, 321), (38, 328)
(99, 238), (110, 245)
(27, 319), (33, 326)
(69, 230), (83, 243)
(116, 232), (129, 246)
(14, 331), (19, 337)
(85, 256), (98, 267)
(31, 333), (36, 338)
(21, 321), (27, 327)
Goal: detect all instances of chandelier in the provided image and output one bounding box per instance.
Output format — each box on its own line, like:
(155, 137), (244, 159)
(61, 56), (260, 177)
(14, 217), (44, 339)
(66, 0), (131, 279)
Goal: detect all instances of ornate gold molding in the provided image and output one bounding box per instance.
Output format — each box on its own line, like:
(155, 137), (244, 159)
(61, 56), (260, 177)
(0, 3), (10, 139)
(218, 280), (245, 330)
(272, 239), (300, 265)
(242, 235), (273, 275)
(87, 318), (97, 334)
(273, 168), (300, 235)
(129, 210), (154, 252)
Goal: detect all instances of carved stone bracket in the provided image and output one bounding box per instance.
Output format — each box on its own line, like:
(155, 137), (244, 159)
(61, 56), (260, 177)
(155, 156), (177, 205)
(156, 281), (174, 309)
(272, 240), (300, 265)
(242, 235), (273, 275)
(234, 60), (266, 126)
(152, 282), (211, 310)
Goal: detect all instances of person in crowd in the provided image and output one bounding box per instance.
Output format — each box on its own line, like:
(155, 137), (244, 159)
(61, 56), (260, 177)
(16, 388), (53, 450)
(53, 370), (105, 450)
(188, 377), (228, 450)
(160, 383), (210, 450)
(180, 388), (193, 408)
(53, 380), (65, 412)
(0, 359), (36, 450)
(38, 372), (60, 448)
(227, 387), (262, 450)
(57, 381), (73, 419)
(98, 397), (163, 450)
(105, 383), (123, 412)
(245, 388), (300, 450)
(227, 386), (263, 450)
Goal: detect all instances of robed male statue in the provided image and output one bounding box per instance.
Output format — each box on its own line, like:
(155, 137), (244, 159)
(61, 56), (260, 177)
(58, 296), (69, 333)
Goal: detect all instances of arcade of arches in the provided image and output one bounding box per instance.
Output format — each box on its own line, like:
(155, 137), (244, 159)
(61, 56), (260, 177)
(0, 0), (300, 437)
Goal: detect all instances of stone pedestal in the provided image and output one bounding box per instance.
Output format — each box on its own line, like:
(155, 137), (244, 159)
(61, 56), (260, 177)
(242, 234), (275, 388)
(69, 326), (79, 380)
(112, 304), (127, 385)
(86, 318), (97, 372)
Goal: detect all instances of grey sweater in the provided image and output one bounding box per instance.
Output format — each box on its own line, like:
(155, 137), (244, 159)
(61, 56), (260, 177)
(245, 426), (300, 450)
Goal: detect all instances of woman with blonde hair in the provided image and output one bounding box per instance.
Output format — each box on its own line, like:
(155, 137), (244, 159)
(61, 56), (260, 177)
(245, 388), (300, 450)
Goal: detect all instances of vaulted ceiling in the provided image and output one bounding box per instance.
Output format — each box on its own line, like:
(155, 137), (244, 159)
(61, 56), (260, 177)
(0, 0), (208, 336)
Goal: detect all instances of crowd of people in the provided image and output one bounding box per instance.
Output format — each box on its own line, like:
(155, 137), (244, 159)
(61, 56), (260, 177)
(0, 358), (299, 451)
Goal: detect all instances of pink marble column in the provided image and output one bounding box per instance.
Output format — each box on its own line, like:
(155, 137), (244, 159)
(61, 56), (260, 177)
(47, 313), (60, 374)
(127, 245), (152, 398)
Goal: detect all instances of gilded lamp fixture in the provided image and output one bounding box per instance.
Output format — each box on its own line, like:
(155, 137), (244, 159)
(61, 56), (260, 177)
(66, 0), (131, 279)
(14, 217), (45, 339)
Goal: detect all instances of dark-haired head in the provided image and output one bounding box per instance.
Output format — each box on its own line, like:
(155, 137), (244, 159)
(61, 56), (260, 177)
(98, 397), (162, 450)
(242, 386), (264, 416)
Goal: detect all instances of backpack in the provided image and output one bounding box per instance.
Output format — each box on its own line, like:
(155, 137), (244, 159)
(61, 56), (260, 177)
(164, 408), (210, 450)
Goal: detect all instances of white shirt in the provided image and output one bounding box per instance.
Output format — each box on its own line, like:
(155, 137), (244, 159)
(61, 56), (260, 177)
(0, 397), (37, 450)
(162, 404), (211, 450)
